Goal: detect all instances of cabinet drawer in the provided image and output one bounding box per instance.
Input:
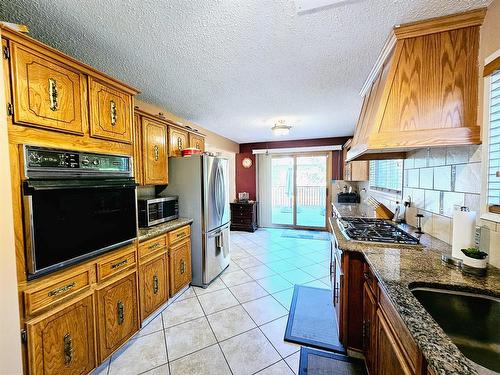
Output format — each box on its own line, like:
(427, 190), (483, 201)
(231, 217), (253, 225)
(168, 225), (191, 245)
(97, 246), (137, 282)
(26, 293), (96, 375)
(89, 77), (133, 144)
(138, 235), (167, 260)
(10, 42), (86, 135)
(24, 268), (92, 317)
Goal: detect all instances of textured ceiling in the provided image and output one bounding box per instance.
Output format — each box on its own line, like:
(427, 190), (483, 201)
(0, 0), (491, 143)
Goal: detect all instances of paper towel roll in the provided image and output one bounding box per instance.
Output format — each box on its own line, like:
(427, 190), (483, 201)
(452, 209), (477, 260)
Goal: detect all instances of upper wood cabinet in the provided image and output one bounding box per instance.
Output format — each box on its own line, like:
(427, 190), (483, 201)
(9, 42), (86, 135)
(347, 9), (486, 161)
(169, 238), (192, 296)
(343, 139), (369, 181)
(169, 126), (188, 157)
(133, 113), (144, 185)
(142, 117), (168, 185)
(96, 271), (139, 362)
(89, 77), (133, 144)
(189, 133), (205, 152)
(139, 253), (169, 321)
(26, 293), (96, 375)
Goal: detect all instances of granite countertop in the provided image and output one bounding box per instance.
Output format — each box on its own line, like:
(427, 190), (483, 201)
(330, 202), (500, 375)
(138, 218), (193, 242)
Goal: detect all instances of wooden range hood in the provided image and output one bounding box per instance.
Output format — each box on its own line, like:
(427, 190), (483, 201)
(347, 9), (486, 162)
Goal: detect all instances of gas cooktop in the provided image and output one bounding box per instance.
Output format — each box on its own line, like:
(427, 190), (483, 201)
(339, 217), (420, 245)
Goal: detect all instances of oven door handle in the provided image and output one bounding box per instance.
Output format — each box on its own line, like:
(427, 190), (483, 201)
(23, 178), (137, 194)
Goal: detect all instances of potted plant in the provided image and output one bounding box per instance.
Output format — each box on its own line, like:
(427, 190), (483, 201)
(461, 247), (488, 269)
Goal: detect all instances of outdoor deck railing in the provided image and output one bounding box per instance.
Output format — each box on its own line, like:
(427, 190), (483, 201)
(272, 186), (326, 207)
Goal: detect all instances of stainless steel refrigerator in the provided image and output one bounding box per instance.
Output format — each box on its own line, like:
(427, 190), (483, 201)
(162, 155), (230, 287)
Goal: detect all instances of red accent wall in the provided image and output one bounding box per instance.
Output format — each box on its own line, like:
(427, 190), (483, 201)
(235, 153), (257, 201)
(235, 137), (349, 201)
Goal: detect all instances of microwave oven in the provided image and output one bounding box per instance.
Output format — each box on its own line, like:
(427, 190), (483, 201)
(138, 196), (179, 227)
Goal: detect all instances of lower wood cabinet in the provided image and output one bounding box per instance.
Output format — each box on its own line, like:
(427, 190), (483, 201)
(139, 253), (169, 320)
(363, 283), (377, 374)
(26, 293), (96, 375)
(96, 271), (139, 362)
(169, 239), (192, 296)
(376, 309), (413, 375)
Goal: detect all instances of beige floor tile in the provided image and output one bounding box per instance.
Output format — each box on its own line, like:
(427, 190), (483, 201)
(174, 287), (197, 302)
(233, 256), (263, 269)
(301, 263), (330, 278)
(108, 331), (167, 375)
(207, 305), (256, 341)
(230, 281), (269, 303)
(219, 328), (281, 375)
(257, 274), (294, 294)
(165, 317), (216, 361)
(142, 364), (170, 374)
(283, 257), (317, 268)
(244, 264), (277, 280)
(272, 288), (295, 310)
(260, 316), (299, 357)
(198, 288), (239, 314)
(137, 313), (164, 337)
(224, 261), (242, 273)
(162, 297), (205, 328)
(256, 360), (295, 375)
(266, 260), (297, 273)
(169, 344), (231, 375)
(242, 295), (288, 325)
(303, 279), (329, 289)
(220, 269), (253, 287)
(280, 269), (316, 285)
(285, 351), (301, 375)
(193, 277), (227, 296)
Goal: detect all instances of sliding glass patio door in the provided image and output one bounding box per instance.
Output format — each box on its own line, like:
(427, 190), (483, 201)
(270, 154), (328, 229)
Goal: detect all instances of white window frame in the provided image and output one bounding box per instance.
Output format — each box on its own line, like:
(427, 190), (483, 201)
(481, 48), (500, 223)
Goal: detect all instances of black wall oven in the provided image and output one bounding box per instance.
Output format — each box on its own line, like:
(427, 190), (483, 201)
(23, 146), (137, 279)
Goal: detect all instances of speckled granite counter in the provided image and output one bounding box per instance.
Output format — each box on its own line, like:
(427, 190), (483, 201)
(331, 202), (500, 375)
(138, 218), (193, 242)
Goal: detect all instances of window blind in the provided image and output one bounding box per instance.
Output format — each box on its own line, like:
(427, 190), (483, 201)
(369, 159), (403, 193)
(487, 69), (500, 210)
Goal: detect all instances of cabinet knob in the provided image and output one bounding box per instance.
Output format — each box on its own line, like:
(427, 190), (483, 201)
(110, 100), (117, 126)
(180, 259), (185, 274)
(63, 333), (73, 365)
(48, 78), (58, 111)
(117, 301), (124, 325)
(153, 274), (159, 294)
(177, 137), (183, 151)
(153, 145), (159, 161)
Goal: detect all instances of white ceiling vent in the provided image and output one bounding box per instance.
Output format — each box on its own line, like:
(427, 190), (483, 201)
(296, 0), (356, 13)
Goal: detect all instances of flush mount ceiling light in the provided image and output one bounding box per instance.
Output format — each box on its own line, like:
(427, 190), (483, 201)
(272, 120), (292, 136)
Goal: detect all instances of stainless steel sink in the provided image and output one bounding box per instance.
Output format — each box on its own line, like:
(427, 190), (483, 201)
(411, 287), (500, 373)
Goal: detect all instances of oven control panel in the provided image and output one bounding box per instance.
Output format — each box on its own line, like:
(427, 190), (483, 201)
(25, 146), (132, 177)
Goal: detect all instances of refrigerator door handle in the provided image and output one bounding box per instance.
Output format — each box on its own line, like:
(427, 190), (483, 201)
(219, 163), (226, 219)
(214, 163), (221, 221)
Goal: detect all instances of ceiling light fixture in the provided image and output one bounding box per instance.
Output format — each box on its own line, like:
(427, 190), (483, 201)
(272, 120), (292, 136)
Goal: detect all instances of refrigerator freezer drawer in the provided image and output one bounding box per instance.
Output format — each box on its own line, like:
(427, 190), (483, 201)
(203, 224), (231, 285)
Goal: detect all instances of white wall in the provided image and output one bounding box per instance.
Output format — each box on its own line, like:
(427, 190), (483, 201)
(0, 28), (23, 375)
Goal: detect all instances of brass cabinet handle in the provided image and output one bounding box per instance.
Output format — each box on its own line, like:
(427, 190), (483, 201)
(149, 242), (160, 250)
(195, 142), (200, 150)
(63, 333), (73, 365)
(48, 282), (76, 297)
(48, 78), (58, 111)
(110, 100), (117, 126)
(153, 145), (159, 161)
(111, 259), (128, 269)
(117, 301), (124, 325)
(176, 232), (186, 238)
(153, 274), (159, 294)
(180, 259), (185, 274)
(363, 271), (372, 281)
(177, 137), (183, 151)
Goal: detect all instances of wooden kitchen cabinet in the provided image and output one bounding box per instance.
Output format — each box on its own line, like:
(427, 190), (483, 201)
(9, 42), (86, 135)
(189, 133), (205, 152)
(89, 77), (133, 144)
(169, 239), (192, 296)
(142, 116), (169, 185)
(133, 113), (144, 185)
(363, 283), (377, 374)
(376, 309), (413, 375)
(343, 139), (369, 181)
(25, 293), (96, 375)
(96, 271), (139, 362)
(139, 253), (169, 321)
(169, 126), (188, 157)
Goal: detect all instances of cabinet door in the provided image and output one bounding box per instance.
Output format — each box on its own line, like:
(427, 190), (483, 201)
(363, 283), (377, 374)
(169, 127), (188, 157)
(169, 240), (192, 296)
(133, 113), (144, 185)
(139, 253), (169, 320)
(26, 294), (95, 375)
(189, 133), (205, 152)
(96, 272), (139, 362)
(377, 309), (413, 375)
(89, 77), (132, 144)
(142, 117), (168, 185)
(10, 42), (86, 135)
(351, 161), (369, 181)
